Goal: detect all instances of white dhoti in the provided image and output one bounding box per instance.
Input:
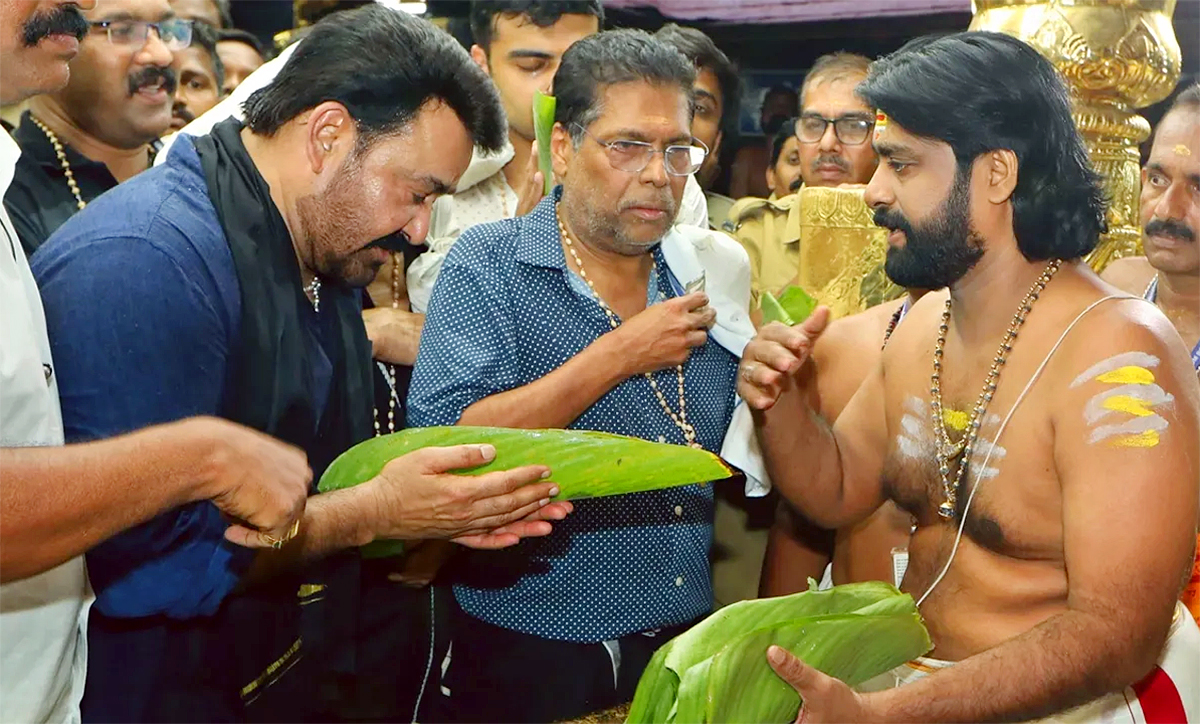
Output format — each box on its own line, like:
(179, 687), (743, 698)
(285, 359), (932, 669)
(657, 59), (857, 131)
(883, 603), (1200, 723)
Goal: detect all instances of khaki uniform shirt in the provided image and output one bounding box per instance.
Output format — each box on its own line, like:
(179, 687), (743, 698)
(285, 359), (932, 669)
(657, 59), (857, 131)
(722, 193), (802, 310)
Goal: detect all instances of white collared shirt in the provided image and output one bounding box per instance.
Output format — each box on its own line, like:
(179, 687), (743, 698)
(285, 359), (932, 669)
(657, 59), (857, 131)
(0, 129), (92, 723)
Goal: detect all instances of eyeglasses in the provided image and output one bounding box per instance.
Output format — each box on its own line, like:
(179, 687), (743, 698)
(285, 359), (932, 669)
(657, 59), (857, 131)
(573, 124), (708, 177)
(796, 114), (874, 146)
(89, 18), (194, 52)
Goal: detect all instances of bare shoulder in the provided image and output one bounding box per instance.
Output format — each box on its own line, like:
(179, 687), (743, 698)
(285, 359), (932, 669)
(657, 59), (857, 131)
(1049, 289), (1200, 433)
(1098, 256), (1155, 296)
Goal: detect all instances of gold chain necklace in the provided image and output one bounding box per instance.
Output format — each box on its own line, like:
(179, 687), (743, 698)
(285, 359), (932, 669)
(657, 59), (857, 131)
(557, 211), (700, 448)
(29, 115), (86, 211)
(931, 259), (1062, 520)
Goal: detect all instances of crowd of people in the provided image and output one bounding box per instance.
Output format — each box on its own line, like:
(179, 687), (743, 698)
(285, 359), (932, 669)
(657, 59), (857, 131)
(1, 0), (1198, 723)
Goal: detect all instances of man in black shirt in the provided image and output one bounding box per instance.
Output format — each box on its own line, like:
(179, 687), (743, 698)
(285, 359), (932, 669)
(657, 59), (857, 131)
(5, 0), (185, 254)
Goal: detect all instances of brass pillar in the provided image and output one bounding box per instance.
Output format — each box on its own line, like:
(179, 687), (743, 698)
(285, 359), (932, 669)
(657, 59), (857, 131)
(970, 0), (1182, 272)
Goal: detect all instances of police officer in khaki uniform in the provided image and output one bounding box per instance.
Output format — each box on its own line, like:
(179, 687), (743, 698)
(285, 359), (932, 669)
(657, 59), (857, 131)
(725, 52), (879, 310)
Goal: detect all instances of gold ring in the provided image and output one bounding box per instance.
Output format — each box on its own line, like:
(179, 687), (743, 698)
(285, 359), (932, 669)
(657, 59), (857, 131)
(265, 520), (301, 550)
(284, 519), (301, 542)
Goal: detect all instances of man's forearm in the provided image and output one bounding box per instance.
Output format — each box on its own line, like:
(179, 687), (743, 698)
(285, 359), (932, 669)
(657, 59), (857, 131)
(458, 337), (627, 429)
(755, 388), (854, 529)
(0, 421), (214, 583)
(871, 609), (1163, 723)
(759, 503), (833, 597)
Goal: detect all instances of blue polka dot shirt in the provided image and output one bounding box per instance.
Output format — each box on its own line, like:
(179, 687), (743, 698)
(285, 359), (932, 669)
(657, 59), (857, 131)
(407, 189), (738, 642)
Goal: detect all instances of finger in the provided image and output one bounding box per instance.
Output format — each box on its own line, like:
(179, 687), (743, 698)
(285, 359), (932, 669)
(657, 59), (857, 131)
(741, 360), (785, 390)
(224, 525), (278, 549)
(800, 306), (831, 339)
(749, 341), (803, 374)
(530, 171), (544, 195)
(672, 292), (709, 311)
(460, 465), (554, 501)
(767, 646), (823, 694)
(685, 330), (708, 348)
(524, 500), (573, 521)
(404, 444), (498, 474)
(460, 492), (553, 532)
(452, 532), (522, 550)
(487, 519), (555, 539)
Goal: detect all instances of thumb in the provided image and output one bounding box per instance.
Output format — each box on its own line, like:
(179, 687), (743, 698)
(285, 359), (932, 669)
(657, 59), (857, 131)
(403, 444), (497, 475)
(799, 306), (831, 337)
(768, 645), (822, 694)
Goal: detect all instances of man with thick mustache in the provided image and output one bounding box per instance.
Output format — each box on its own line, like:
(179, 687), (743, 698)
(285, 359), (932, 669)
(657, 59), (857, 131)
(1103, 82), (1200, 622)
(742, 32), (1200, 723)
(727, 51), (878, 309)
(5, 0), (184, 254)
(31, 7), (575, 721)
(408, 30), (750, 722)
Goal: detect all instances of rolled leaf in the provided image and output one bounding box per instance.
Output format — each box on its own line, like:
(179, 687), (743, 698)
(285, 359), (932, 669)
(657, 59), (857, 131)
(533, 90), (556, 195)
(759, 291), (795, 326)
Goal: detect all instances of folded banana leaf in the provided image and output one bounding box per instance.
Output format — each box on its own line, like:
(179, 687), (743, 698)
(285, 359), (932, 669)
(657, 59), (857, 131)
(533, 90), (556, 195)
(760, 286), (819, 326)
(626, 582), (931, 724)
(319, 427), (734, 558)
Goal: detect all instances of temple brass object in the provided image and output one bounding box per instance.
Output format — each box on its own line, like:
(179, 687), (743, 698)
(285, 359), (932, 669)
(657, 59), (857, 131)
(971, 0), (1182, 272)
(797, 186), (905, 319)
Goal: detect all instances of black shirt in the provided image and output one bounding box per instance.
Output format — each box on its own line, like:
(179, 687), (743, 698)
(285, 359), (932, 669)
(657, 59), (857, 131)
(4, 110), (121, 256)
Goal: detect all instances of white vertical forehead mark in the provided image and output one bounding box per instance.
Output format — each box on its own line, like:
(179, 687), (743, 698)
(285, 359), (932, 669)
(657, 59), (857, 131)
(1070, 352), (1160, 388)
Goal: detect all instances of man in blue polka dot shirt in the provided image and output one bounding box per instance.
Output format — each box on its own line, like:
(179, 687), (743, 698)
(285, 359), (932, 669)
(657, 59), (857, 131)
(408, 28), (740, 723)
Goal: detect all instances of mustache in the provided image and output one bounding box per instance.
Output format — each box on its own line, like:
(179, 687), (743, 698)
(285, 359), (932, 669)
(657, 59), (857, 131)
(873, 206), (913, 237)
(23, 4), (89, 46)
(128, 66), (177, 96)
(788, 176), (803, 193)
(1145, 218), (1194, 243)
(171, 102), (194, 125)
(813, 153), (849, 173)
(365, 231), (411, 254)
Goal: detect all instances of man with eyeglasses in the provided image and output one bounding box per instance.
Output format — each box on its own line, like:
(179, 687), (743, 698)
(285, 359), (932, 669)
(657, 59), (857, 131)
(727, 52), (878, 309)
(409, 29), (753, 723)
(4, 0), (188, 254)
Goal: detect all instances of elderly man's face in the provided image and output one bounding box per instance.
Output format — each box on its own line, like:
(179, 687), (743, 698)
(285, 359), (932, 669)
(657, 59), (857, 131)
(54, 0), (180, 147)
(555, 80), (694, 256)
(1140, 108), (1200, 277)
(0, 0), (93, 104)
(295, 101), (475, 288)
(798, 76), (878, 187)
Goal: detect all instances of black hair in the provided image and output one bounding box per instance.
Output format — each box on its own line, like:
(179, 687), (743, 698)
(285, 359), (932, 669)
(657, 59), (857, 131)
(243, 4), (505, 154)
(552, 29), (696, 145)
(469, 0), (604, 52)
(763, 84), (798, 107)
(217, 28), (269, 62)
(771, 117), (797, 165)
(859, 31), (1106, 261)
(654, 23), (741, 143)
(189, 21), (225, 93)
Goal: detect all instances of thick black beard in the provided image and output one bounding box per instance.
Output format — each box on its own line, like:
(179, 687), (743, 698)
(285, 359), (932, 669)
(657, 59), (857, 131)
(877, 171), (984, 290)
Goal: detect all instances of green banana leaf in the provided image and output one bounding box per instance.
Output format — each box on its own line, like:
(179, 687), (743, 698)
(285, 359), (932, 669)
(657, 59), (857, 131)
(319, 427), (734, 558)
(759, 291), (795, 326)
(703, 611), (930, 723)
(533, 90), (556, 195)
(760, 286), (819, 326)
(777, 286), (818, 323)
(626, 583), (931, 724)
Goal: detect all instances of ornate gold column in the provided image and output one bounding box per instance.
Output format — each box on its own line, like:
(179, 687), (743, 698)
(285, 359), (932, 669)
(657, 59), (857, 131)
(970, 0), (1182, 272)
